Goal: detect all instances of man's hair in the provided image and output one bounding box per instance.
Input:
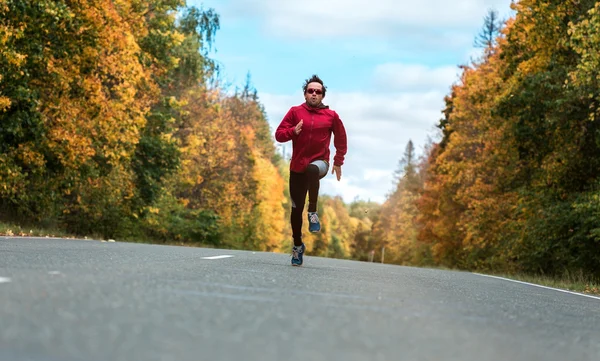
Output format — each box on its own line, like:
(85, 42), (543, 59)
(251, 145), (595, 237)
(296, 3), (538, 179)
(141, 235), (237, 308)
(303, 74), (327, 97)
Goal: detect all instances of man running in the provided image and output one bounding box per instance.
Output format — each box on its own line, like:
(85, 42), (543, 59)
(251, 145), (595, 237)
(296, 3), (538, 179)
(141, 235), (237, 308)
(275, 74), (348, 266)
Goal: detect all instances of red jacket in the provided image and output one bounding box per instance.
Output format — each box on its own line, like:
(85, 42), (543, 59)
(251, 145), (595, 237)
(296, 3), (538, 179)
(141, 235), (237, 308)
(275, 102), (347, 173)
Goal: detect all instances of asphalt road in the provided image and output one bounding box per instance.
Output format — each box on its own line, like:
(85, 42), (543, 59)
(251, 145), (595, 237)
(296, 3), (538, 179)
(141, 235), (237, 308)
(1, 237), (599, 361)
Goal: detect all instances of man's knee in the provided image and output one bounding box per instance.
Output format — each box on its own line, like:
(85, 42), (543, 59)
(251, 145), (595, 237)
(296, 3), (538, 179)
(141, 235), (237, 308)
(306, 164), (320, 176)
(291, 197), (304, 210)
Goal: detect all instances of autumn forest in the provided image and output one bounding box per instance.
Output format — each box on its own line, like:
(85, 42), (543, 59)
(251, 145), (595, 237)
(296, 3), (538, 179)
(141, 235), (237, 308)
(1, 0), (600, 280)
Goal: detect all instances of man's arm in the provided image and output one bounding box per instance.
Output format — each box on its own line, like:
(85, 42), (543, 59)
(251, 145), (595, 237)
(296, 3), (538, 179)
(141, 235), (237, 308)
(331, 112), (347, 181)
(275, 108), (298, 143)
(332, 112), (347, 166)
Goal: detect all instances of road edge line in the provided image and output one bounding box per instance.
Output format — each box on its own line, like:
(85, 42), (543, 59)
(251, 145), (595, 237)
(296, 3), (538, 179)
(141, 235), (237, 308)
(473, 273), (600, 301)
(202, 255), (234, 260)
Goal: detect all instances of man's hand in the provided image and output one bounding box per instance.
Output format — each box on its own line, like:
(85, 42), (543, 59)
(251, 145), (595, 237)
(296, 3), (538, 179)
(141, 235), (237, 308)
(332, 165), (342, 181)
(294, 119), (303, 135)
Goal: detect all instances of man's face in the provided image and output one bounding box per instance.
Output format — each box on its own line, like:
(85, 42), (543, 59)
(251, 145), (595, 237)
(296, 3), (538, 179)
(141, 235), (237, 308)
(304, 82), (324, 107)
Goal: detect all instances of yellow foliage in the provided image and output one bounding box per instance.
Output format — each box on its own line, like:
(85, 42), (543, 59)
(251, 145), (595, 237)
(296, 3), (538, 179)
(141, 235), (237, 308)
(251, 152), (286, 251)
(0, 96), (10, 112)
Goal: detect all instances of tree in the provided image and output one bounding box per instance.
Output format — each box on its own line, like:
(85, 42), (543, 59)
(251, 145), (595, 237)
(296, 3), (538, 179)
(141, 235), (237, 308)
(474, 8), (503, 53)
(411, 0), (600, 278)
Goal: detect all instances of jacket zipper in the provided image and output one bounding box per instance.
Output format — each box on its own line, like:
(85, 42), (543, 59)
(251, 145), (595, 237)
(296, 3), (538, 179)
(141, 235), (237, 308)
(308, 114), (314, 164)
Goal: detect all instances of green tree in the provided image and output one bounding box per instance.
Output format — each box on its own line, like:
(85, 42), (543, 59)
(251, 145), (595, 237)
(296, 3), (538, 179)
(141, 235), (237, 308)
(474, 8), (503, 51)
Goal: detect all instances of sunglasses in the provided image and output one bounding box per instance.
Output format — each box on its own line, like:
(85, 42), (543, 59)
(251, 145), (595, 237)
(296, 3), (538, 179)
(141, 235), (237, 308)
(306, 88), (323, 95)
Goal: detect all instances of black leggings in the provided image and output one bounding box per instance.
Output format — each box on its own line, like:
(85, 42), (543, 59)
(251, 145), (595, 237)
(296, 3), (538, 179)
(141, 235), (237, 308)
(289, 163), (326, 246)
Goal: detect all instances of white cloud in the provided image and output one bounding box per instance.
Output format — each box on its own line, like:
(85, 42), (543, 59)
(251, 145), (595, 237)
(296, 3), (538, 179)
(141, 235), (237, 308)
(260, 62), (450, 203)
(320, 168), (399, 204)
(322, 176), (384, 203)
(224, 0), (513, 39)
(373, 63), (460, 91)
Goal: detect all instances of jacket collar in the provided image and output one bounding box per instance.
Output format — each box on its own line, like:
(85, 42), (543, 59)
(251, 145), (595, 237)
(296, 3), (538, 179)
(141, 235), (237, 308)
(301, 102), (329, 112)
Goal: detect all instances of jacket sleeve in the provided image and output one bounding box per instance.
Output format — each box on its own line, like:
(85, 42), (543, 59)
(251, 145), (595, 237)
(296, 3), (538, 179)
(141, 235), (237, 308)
(332, 112), (348, 166)
(275, 108), (297, 143)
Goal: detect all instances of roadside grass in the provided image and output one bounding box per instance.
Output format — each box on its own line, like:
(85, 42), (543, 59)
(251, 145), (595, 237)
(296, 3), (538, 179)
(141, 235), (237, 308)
(0, 220), (216, 248)
(482, 270), (600, 297)
(0, 220), (95, 240)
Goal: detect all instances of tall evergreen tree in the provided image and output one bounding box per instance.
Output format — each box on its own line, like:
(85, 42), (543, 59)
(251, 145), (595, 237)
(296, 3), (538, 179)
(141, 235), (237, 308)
(474, 8), (503, 50)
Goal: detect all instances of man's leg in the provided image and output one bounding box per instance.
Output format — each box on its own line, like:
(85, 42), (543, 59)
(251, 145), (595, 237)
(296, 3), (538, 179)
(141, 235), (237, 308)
(306, 160), (328, 233)
(289, 171), (308, 266)
(306, 160), (328, 212)
(289, 171), (308, 247)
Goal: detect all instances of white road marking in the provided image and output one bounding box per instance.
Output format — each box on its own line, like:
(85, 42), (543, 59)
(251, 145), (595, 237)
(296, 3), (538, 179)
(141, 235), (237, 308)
(0, 277), (11, 284)
(202, 255), (234, 260)
(475, 273), (600, 301)
(48, 271), (62, 275)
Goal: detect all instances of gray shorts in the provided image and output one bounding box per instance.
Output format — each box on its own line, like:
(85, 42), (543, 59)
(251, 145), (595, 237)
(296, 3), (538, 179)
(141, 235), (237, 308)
(311, 160), (329, 179)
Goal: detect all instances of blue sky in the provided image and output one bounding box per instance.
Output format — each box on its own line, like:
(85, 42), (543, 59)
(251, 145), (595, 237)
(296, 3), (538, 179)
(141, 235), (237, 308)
(188, 0), (514, 203)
